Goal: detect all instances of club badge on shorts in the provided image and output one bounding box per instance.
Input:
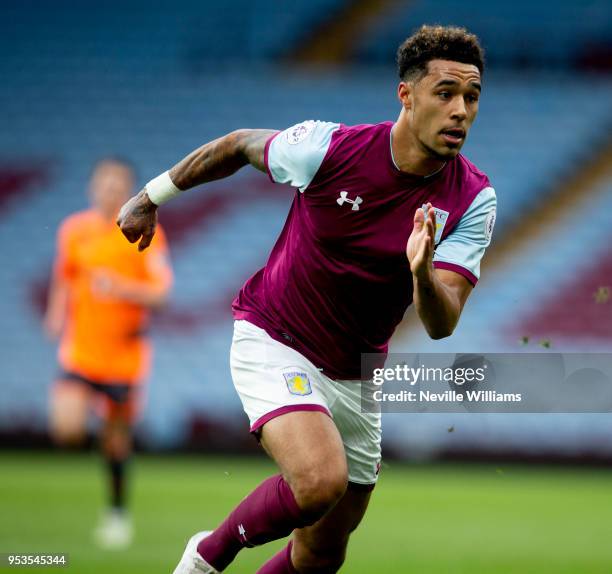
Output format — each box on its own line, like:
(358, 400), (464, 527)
(283, 371), (312, 396)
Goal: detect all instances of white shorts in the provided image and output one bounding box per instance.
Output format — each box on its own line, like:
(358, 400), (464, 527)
(230, 320), (382, 487)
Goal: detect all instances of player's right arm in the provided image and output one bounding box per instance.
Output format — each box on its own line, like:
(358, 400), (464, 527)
(44, 275), (69, 340)
(117, 129), (275, 250)
(171, 129), (273, 187)
(44, 218), (76, 339)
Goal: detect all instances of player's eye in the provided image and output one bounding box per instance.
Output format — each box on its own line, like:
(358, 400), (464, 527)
(466, 94), (479, 103)
(438, 91), (451, 100)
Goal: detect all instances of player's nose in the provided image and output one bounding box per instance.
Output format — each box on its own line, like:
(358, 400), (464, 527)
(450, 97), (467, 121)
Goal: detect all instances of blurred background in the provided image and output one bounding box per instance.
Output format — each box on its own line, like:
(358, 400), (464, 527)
(1, 0), (611, 572)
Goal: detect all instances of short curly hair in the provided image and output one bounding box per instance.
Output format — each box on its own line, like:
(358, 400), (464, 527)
(397, 25), (485, 82)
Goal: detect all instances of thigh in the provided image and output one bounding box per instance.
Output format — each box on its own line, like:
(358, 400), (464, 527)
(95, 383), (142, 426)
(94, 384), (139, 456)
(292, 485), (373, 572)
(231, 320), (349, 512)
(260, 410), (348, 499)
(49, 378), (91, 441)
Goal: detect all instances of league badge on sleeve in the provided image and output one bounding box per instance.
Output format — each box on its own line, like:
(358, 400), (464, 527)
(283, 371), (313, 396)
(287, 121), (315, 145)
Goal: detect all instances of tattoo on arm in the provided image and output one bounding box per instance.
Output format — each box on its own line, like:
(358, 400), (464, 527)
(169, 129), (276, 190)
(239, 129), (276, 172)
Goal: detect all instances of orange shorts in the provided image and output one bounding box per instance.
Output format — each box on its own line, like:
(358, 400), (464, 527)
(55, 369), (144, 424)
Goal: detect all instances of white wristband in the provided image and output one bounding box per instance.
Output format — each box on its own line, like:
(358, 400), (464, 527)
(145, 171), (183, 205)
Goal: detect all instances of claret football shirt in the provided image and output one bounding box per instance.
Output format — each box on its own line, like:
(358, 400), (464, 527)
(233, 120), (496, 379)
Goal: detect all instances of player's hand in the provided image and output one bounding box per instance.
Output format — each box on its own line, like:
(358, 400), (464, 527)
(116, 189), (158, 251)
(406, 203), (436, 282)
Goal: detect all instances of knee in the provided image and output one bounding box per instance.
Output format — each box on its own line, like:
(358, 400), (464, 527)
(291, 466), (348, 523)
(49, 386), (88, 447)
(102, 424), (132, 460)
(292, 542), (346, 573)
(51, 424), (86, 448)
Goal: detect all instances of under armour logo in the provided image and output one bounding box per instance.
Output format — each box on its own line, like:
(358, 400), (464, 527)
(337, 191), (363, 211)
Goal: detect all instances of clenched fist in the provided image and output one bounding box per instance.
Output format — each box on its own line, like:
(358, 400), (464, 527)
(116, 189), (158, 251)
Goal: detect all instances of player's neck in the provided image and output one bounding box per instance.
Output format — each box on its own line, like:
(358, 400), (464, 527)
(391, 119), (446, 177)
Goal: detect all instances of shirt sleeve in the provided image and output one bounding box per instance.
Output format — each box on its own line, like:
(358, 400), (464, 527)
(265, 120), (340, 192)
(433, 186), (497, 286)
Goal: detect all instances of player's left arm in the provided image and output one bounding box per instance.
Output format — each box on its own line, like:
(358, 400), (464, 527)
(407, 188), (496, 339)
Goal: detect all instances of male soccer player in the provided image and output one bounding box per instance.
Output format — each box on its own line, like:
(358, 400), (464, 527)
(118, 25), (496, 573)
(45, 158), (173, 548)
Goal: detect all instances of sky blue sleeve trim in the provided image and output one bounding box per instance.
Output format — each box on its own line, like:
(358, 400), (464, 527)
(433, 186), (497, 281)
(267, 120), (340, 191)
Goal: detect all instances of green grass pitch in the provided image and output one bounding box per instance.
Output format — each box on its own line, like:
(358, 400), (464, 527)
(1, 451), (611, 573)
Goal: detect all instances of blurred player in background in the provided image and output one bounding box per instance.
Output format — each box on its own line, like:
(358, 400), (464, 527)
(119, 25), (495, 574)
(44, 158), (173, 549)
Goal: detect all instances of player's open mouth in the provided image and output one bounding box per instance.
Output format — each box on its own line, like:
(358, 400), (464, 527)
(440, 128), (465, 145)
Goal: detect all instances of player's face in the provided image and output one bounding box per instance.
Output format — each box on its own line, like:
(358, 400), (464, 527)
(89, 162), (134, 218)
(403, 59), (481, 160)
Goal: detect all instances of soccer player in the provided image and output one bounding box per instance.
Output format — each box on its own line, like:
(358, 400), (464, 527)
(45, 158), (173, 549)
(118, 25), (496, 573)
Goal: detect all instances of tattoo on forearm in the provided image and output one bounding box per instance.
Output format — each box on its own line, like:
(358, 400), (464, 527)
(240, 129), (276, 172)
(170, 129), (275, 190)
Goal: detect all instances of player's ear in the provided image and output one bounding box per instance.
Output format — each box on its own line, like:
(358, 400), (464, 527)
(398, 81), (412, 110)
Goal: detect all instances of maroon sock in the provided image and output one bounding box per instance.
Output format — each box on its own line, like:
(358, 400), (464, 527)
(197, 475), (306, 571)
(256, 541), (298, 574)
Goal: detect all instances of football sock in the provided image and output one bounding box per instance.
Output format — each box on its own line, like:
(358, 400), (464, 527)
(256, 542), (298, 573)
(197, 475), (307, 571)
(107, 457), (128, 510)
